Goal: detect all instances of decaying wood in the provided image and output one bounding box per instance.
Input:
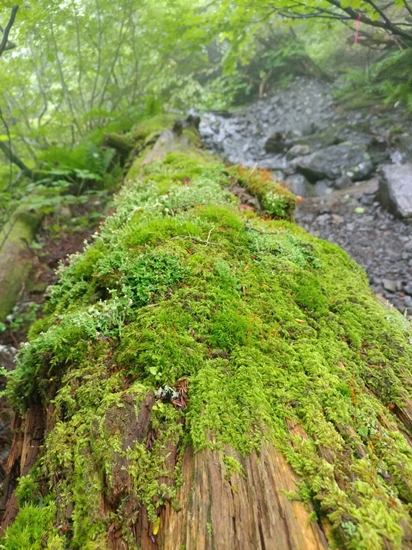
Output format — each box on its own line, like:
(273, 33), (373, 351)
(154, 443), (328, 550)
(104, 392), (155, 510)
(89, 389), (328, 549)
(0, 405), (45, 530)
(0, 206), (42, 323)
(394, 395), (412, 436)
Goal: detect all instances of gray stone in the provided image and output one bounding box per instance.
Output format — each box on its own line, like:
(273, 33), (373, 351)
(287, 144), (310, 158)
(284, 174), (314, 197)
(291, 144), (374, 182)
(0, 345), (17, 372)
(314, 179), (333, 196)
(379, 164), (412, 219)
(257, 157), (289, 170)
(382, 279), (397, 293)
(337, 132), (375, 148)
(334, 175), (352, 190)
(316, 213), (331, 225)
(301, 122), (317, 136)
(404, 282), (412, 296)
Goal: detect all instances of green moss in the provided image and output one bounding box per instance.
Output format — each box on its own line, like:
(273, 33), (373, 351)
(132, 114), (175, 142)
(0, 206), (43, 323)
(228, 165), (297, 220)
(4, 139), (412, 549)
(0, 503), (59, 549)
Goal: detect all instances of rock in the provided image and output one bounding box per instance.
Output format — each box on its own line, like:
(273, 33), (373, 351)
(301, 122), (317, 136)
(395, 134), (412, 162)
(316, 213), (331, 225)
(0, 345), (17, 372)
(257, 157), (289, 170)
(382, 279), (398, 293)
(334, 175), (352, 190)
(404, 282), (412, 296)
(390, 150), (405, 165)
(286, 144), (310, 159)
(313, 179), (333, 196)
(379, 164), (412, 219)
(291, 144), (374, 183)
(360, 194), (375, 206)
(283, 174), (313, 197)
(337, 132), (375, 148)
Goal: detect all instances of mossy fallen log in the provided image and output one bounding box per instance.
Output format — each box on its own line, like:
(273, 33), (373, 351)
(2, 123), (412, 549)
(0, 206), (42, 324)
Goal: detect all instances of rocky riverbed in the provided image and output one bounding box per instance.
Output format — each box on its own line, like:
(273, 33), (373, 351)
(198, 77), (412, 315)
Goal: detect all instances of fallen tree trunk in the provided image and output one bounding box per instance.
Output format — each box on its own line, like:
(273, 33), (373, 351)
(0, 206), (42, 323)
(1, 118), (412, 549)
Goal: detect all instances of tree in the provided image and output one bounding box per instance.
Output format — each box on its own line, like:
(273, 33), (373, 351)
(1, 120), (412, 549)
(0, 6), (34, 181)
(0, 5), (18, 58)
(275, 0), (412, 45)
(181, 0), (412, 76)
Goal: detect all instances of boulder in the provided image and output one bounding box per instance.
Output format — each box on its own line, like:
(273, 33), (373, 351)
(313, 179), (333, 196)
(379, 163), (412, 218)
(286, 144), (310, 159)
(283, 173), (314, 197)
(291, 143), (374, 182)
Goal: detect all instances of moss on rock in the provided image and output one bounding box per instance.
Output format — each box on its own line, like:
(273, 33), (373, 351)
(3, 128), (412, 549)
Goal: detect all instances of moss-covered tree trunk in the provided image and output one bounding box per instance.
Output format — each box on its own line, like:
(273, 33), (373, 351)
(0, 206), (42, 324)
(2, 119), (412, 549)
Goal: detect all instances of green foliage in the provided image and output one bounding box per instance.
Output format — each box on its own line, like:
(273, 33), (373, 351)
(334, 50), (412, 112)
(0, 503), (58, 550)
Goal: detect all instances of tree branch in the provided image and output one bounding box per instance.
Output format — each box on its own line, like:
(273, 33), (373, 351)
(0, 141), (33, 179)
(325, 0), (412, 42)
(403, 0), (412, 18)
(0, 107), (12, 188)
(0, 5), (18, 58)
(363, 0), (393, 26)
(278, 0), (412, 42)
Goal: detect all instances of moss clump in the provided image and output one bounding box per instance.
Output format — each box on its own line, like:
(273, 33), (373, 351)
(228, 165), (297, 219)
(3, 147), (412, 549)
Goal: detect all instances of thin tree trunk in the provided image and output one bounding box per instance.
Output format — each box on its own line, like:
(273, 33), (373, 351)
(0, 141), (33, 179)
